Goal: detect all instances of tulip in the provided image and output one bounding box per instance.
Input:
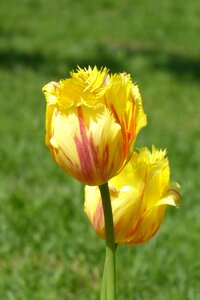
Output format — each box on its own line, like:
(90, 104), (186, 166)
(84, 146), (180, 244)
(42, 66), (147, 185)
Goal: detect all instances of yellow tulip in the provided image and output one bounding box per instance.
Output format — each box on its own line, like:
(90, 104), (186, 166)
(42, 66), (147, 185)
(84, 146), (180, 244)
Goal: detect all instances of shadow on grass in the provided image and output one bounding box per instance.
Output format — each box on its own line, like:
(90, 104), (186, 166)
(108, 42), (200, 79)
(0, 49), (61, 76)
(0, 48), (122, 77)
(0, 43), (200, 79)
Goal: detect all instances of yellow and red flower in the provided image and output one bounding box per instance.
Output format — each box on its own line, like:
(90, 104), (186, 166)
(84, 146), (181, 244)
(42, 66), (147, 185)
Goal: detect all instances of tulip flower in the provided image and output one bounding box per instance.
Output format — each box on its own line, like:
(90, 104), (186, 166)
(42, 66), (147, 185)
(84, 146), (181, 244)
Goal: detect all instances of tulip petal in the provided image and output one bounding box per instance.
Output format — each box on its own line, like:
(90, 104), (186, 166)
(124, 182), (181, 244)
(84, 186), (104, 237)
(111, 186), (142, 242)
(70, 66), (109, 95)
(156, 182), (181, 207)
(43, 66), (147, 185)
(48, 104), (125, 185)
(124, 205), (166, 245)
(84, 146), (181, 245)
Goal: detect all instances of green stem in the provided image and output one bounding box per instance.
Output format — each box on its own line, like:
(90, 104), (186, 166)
(100, 256), (107, 300)
(99, 182), (116, 300)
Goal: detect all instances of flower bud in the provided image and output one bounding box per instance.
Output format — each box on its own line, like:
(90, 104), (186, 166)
(42, 66), (147, 185)
(84, 146), (181, 244)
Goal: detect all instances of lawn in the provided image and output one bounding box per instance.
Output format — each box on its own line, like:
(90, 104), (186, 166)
(0, 0), (200, 299)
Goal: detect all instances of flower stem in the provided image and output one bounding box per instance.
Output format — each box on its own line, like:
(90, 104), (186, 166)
(100, 256), (107, 300)
(99, 182), (116, 300)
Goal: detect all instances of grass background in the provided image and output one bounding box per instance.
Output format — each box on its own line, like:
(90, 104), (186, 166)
(0, 0), (200, 299)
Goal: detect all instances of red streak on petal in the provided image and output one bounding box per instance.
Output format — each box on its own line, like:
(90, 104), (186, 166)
(89, 135), (110, 181)
(56, 144), (83, 179)
(109, 104), (121, 125)
(74, 106), (111, 184)
(93, 199), (105, 236)
(127, 101), (135, 141)
(73, 107), (94, 183)
(126, 217), (142, 239)
(132, 225), (161, 245)
(89, 135), (100, 170)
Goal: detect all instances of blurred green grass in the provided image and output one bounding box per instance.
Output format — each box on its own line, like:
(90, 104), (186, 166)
(0, 0), (200, 299)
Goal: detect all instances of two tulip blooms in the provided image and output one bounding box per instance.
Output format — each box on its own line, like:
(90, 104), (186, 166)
(43, 66), (180, 245)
